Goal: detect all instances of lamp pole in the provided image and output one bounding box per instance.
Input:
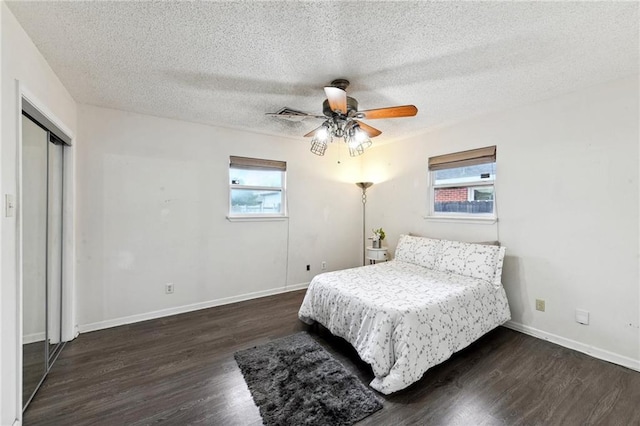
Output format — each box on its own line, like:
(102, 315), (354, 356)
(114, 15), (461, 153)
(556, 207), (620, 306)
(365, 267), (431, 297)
(355, 182), (373, 266)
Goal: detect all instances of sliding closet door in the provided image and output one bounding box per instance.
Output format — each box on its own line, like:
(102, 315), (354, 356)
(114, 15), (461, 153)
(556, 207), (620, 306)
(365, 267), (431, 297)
(47, 140), (64, 357)
(21, 115), (48, 407)
(21, 112), (66, 410)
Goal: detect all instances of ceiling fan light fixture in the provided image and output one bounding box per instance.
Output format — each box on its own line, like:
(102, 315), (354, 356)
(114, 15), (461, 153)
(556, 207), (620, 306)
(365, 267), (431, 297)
(267, 79), (417, 157)
(345, 125), (372, 157)
(310, 123), (331, 156)
(310, 138), (328, 156)
(354, 126), (371, 145)
(361, 138), (372, 150)
(315, 123), (331, 142)
(348, 143), (365, 157)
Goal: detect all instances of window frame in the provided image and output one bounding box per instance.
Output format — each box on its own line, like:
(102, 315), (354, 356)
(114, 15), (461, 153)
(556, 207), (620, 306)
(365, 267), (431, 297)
(467, 185), (494, 202)
(427, 147), (497, 222)
(228, 156), (287, 220)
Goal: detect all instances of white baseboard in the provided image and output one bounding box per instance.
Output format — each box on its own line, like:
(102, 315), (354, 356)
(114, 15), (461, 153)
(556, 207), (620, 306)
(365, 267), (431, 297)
(13, 419), (22, 426)
(503, 320), (640, 372)
(78, 282), (310, 334)
(23, 332), (45, 344)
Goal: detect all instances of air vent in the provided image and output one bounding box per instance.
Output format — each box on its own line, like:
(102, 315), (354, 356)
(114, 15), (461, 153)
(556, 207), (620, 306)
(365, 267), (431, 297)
(274, 107), (310, 122)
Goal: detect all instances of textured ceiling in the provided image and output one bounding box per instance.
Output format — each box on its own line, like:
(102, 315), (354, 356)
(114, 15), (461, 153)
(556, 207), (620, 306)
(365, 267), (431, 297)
(6, 1), (639, 142)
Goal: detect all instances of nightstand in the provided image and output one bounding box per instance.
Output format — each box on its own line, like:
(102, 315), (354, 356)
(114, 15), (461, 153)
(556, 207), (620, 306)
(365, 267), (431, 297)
(366, 247), (388, 264)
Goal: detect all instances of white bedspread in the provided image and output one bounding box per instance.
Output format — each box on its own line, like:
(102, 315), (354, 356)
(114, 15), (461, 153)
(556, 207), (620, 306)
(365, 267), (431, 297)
(298, 260), (511, 394)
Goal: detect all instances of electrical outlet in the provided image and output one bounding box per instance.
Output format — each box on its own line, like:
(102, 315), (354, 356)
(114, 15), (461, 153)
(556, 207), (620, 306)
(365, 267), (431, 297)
(535, 299), (545, 312)
(306, 264), (310, 271)
(576, 309), (589, 325)
(165, 283), (174, 294)
(321, 261), (327, 270)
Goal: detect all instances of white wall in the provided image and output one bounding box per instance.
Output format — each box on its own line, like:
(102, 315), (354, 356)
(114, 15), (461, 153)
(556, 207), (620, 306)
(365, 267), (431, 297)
(1, 4), (637, 423)
(75, 105), (362, 330)
(363, 76), (640, 366)
(0, 3), (77, 425)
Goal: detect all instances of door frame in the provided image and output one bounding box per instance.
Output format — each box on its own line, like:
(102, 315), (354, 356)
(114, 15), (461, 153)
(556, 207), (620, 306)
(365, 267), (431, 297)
(16, 81), (76, 419)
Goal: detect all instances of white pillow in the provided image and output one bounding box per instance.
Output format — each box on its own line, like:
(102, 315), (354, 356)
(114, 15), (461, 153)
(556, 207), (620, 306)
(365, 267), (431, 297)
(436, 240), (506, 287)
(412, 237), (442, 269)
(394, 234), (418, 264)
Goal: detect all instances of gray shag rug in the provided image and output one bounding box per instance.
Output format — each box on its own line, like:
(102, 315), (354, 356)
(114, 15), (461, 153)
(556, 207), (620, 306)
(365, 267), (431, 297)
(234, 332), (382, 426)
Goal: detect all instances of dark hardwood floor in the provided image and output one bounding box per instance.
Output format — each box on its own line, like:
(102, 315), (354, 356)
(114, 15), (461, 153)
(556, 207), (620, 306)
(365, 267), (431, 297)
(23, 341), (47, 406)
(24, 290), (640, 425)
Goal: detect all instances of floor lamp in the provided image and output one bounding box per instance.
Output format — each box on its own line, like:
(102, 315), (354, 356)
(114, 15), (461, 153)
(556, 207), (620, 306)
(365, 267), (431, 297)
(356, 182), (373, 266)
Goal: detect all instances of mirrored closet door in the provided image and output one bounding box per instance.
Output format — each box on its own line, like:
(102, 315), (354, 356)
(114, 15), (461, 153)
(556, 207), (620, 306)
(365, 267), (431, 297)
(22, 112), (66, 410)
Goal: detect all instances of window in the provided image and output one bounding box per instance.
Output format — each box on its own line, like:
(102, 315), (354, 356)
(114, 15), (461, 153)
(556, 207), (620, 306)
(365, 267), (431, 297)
(428, 146), (496, 219)
(229, 156), (286, 218)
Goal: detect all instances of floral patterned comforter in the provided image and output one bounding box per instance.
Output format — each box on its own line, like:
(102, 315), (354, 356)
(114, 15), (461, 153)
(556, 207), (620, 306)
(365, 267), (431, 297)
(298, 260), (511, 394)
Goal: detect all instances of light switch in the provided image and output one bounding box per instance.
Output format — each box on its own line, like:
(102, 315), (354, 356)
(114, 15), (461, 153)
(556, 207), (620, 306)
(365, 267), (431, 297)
(4, 194), (15, 217)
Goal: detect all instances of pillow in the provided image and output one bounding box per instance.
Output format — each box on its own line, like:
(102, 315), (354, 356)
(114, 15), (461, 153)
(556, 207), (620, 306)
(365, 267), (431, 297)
(412, 237), (442, 269)
(435, 240), (506, 287)
(395, 235), (443, 269)
(394, 234), (418, 264)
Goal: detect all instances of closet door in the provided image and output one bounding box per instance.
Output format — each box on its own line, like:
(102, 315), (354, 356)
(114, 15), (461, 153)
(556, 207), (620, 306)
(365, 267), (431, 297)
(21, 115), (48, 407)
(21, 113), (66, 410)
(47, 139), (64, 359)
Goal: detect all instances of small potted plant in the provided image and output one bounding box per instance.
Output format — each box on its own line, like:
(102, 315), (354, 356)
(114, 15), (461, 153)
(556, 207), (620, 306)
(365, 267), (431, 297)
(371, 228), (386, 248)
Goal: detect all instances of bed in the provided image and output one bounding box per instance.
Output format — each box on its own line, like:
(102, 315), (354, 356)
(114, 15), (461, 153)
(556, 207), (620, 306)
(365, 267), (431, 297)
(298, 235), (511, 394)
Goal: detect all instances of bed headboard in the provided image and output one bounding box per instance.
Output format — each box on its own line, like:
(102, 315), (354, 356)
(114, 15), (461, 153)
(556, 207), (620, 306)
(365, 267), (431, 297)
(408, 232), (500, 246)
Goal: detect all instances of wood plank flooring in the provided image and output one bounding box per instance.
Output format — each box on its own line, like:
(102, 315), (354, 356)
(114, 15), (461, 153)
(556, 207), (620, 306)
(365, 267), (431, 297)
(23, 341), (49, 407)
(24, 290), (640, 425)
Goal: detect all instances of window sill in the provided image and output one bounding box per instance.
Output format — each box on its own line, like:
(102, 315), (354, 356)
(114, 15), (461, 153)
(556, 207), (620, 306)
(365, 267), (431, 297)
(226, 215), (289, 222)
(423, 215), (498, 225)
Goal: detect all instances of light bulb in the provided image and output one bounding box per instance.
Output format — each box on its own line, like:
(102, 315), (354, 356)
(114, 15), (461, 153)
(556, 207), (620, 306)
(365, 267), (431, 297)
(347, 135), (359, 149)
(355, 128), (371, 145)
(310, 125), (331, 156)
(348, 128), (371, 151)
(315, 126), (329, 141)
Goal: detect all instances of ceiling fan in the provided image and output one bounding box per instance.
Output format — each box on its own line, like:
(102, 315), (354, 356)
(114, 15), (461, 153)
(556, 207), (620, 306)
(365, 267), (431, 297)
(266, 79), (418, 157)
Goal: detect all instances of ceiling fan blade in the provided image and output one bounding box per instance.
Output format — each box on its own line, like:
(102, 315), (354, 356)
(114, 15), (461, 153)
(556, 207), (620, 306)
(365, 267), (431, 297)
(265, 112), (326, 119)
(359, 105), (418, 120)
(303, 125), (324, 137)
(324, 87), (348, 114)
(354, 120), (382, 137)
